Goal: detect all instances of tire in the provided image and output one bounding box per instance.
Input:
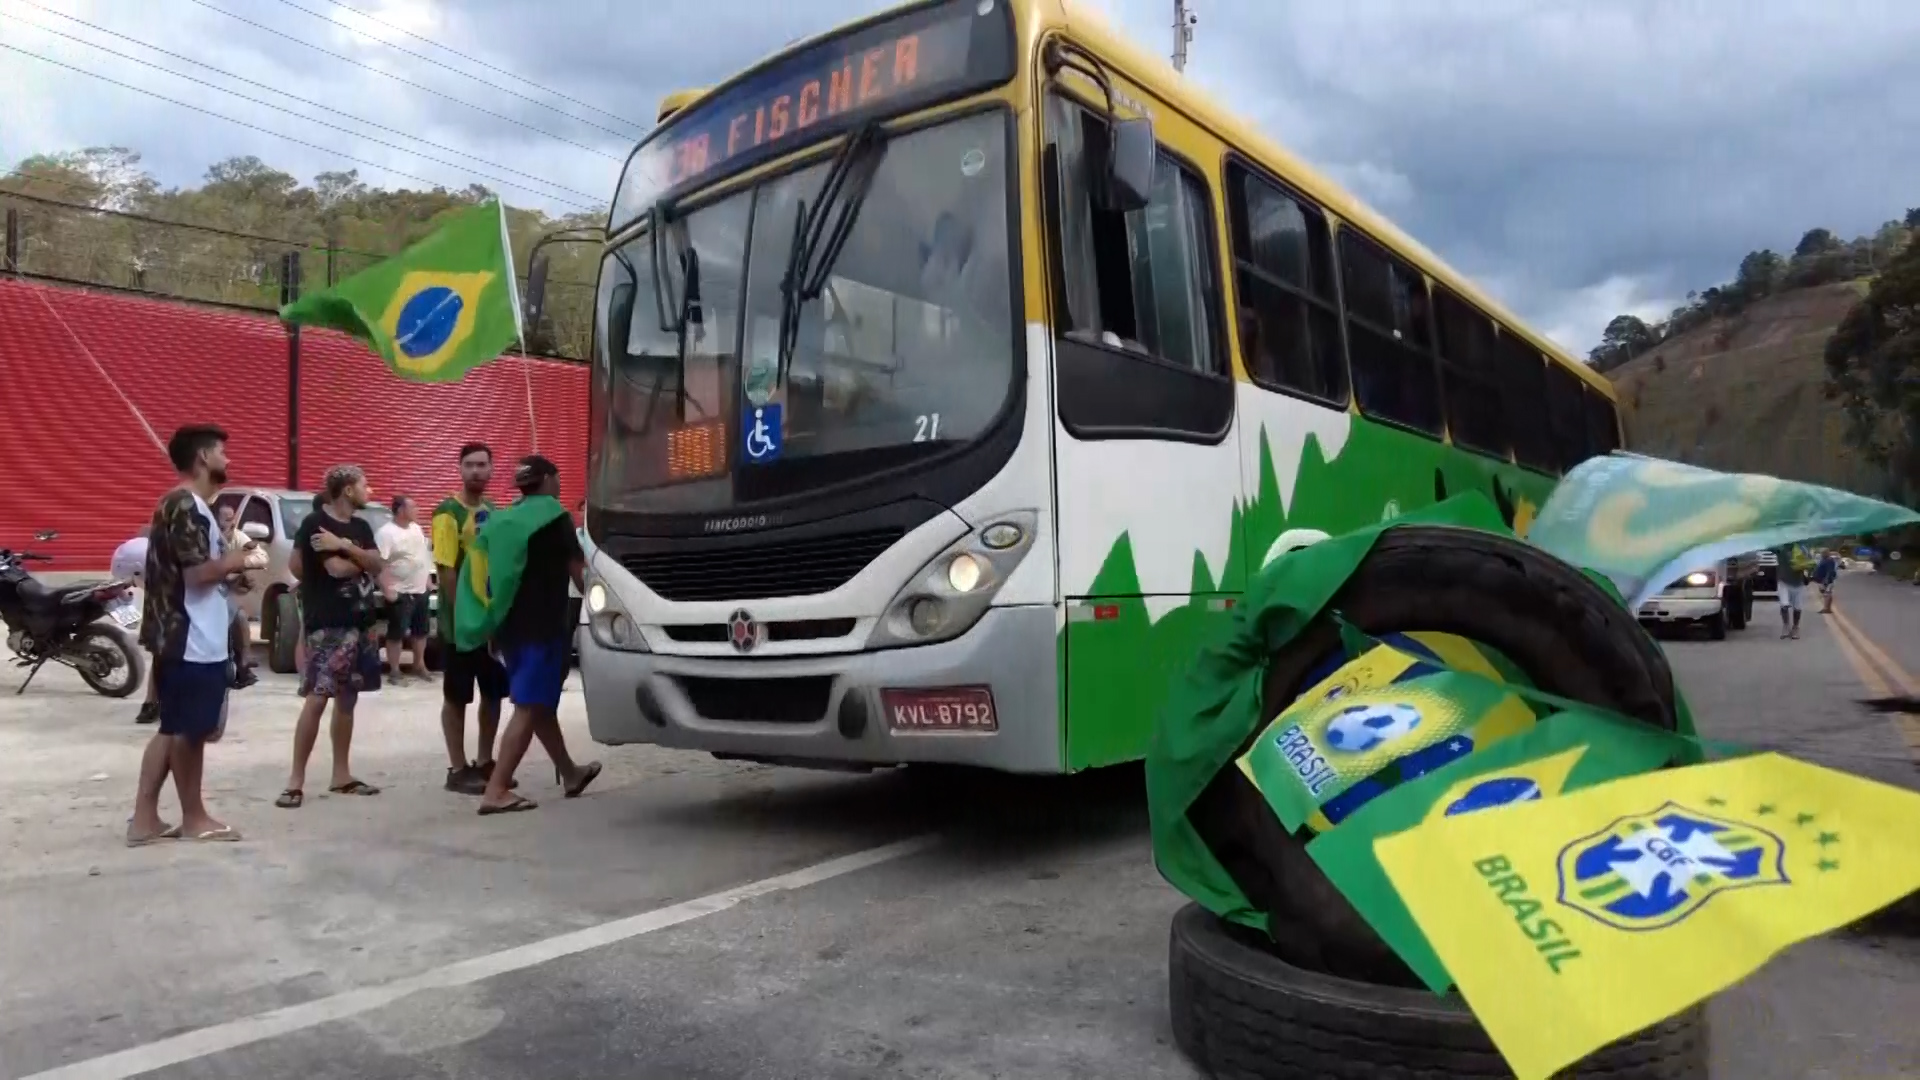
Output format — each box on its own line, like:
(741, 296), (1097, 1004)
(1186, 526), (1678, 988)
(1168, 903), (1708, 1079)
(73, 623), (144, 698)
(1706, 612), (1728, 641)
(267, 591), (299, 675)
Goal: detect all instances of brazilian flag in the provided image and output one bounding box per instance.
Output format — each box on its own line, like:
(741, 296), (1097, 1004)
(280, 199), (523, 383)
(453, 494), (568, 651)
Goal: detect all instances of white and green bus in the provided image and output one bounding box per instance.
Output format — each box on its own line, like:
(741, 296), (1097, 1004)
(562, 0), (1621, 773)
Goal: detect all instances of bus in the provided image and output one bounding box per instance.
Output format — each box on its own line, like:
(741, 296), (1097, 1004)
(547, 0), (1622, 775)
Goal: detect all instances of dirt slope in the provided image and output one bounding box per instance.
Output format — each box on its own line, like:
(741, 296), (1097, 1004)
(1612, 282), (1892, 494)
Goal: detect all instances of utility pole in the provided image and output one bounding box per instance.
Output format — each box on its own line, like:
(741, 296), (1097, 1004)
(1172, 0), (1195, 72)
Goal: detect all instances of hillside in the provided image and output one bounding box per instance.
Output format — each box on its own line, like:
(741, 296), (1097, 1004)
(1611, 281), (1895, 495)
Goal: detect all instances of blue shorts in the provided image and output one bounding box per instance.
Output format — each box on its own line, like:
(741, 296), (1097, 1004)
(499, 638), (569, 709)
(158, 659), (228, 741)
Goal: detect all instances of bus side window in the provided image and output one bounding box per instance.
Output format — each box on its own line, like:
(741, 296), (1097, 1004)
(1225, 164), (1346, 406)
(1496, 332), (1555, 473)
(1543, 362), (1592, 472)
(1338, 230), (1443, 436)
(1044, 93), (1231, 443)
(1584, 387), (1621, 456)
(1432, 286), (1506, 459)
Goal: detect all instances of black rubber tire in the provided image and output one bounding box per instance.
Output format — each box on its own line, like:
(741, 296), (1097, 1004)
(74, 623), (144, 698)
(267, 592), (299, 675)
(1169, 903), (1708, 1079)
(1186, 526), (1679, 988)
(1706, 612), (1728, 641)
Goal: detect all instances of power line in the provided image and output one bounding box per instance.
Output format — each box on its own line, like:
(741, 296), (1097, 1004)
(6, 5), (603, 206)
(177, 0), (622, 162)
(0, 41), (600, 211)
(265, 0), (641, 141)
(316, 0), (643, 133)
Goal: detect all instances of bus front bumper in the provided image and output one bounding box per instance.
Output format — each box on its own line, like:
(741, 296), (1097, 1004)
(578, 605), (1062, 773)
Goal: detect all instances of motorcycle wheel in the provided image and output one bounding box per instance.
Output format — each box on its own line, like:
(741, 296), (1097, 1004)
(73, 623), (144, 698)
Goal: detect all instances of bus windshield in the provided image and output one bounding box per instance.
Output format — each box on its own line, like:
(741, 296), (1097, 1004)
(593, 109), (1014, 516)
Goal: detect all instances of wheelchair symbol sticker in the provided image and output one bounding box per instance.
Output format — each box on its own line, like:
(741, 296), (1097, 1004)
(744, 403), (783, 464)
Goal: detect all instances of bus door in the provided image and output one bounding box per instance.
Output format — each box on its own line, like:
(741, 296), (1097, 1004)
(1039, 80), (1241, 769)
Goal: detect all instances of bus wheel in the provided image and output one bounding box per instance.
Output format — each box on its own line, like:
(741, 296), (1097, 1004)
(1183, 525), (1678, 991)
(1166, 902), (1708, 1078)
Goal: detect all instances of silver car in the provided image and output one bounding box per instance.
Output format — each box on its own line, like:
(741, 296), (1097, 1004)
(211, 487), (418, 673)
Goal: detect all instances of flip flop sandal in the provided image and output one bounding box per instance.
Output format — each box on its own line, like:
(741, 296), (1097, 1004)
(478, 794), (538, 816)
(275, 789), (304, 809)
(125, 822), (181, 848)
(329, 780), (382, 796)
(563, 761), (604, 799)
(190, 826), (241, 842)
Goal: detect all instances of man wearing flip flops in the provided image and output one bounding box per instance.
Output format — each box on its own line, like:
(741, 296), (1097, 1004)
(470, 456), (602, 815)
(125, 425), (252, 846)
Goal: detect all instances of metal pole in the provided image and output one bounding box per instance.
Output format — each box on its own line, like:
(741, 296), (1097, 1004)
(1172, 0), (1194, 72)
(3, 208), (17, 274)
(281, 250), (302, 489)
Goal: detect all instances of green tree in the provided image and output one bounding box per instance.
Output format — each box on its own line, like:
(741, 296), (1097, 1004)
(1825, 235), (1920, 503)
(1588, 313), (1660, 371)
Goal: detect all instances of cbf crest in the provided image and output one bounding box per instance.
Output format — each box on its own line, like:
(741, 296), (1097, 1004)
(1555, 802), (1789, 931)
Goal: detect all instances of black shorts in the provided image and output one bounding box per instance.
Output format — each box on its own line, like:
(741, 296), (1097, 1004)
(442, 644), (508, 706)
(158, 659), (228, 741)
(389, 593), (431, 639)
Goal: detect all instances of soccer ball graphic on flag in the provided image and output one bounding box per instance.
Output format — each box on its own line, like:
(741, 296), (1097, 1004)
(1324, 702), (1423, 753)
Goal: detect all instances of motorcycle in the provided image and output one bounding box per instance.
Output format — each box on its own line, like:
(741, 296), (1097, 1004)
(0, 530), (145, 697)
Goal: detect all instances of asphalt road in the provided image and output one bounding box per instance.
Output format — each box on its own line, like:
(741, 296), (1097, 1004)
(0, 578), (1914, 1080)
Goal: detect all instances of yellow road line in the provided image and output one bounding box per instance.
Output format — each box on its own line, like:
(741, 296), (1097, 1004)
(1827, 605), (1920, 757)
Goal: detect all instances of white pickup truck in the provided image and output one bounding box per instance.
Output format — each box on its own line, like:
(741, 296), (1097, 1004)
(1635, 554), (1758, 640)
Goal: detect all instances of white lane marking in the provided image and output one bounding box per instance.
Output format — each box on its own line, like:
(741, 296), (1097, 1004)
(21, 836), (939, 1080)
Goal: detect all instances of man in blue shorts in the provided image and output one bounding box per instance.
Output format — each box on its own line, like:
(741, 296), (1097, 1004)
(478, 455), (602, 815)
(126, 425), (252, 845)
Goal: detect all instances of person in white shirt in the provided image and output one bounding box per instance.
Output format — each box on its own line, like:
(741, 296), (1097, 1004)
(111, 534), (162, 724)
(126, 425), (252, 846)
(376, 495), (434, 682)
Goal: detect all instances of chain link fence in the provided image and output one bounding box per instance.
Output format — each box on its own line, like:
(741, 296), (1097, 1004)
(0, 192), (595, 360)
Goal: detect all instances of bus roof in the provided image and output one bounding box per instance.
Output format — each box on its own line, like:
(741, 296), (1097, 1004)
(656, 88), (710, 124)
(1046, 0), (1612, 398)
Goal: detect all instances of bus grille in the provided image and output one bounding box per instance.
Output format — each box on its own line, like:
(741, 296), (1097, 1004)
(621, 528), (906, 602)
(674, 675), (833, 723)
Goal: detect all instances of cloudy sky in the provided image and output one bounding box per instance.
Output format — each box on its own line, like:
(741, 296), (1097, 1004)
(4, 0), (1919, 353)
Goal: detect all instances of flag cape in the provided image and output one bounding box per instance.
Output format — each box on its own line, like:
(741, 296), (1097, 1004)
(1307, 708), (1691, 992)
(1375, 752), (1920, 1080)
(453, 494), (567, 651)
(1526, 453), (1920, 610)
(280, 200), (523, 383)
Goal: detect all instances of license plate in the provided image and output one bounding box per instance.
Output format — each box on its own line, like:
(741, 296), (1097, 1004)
(109, 603), (138, 628)
(882, 686), (998, 733)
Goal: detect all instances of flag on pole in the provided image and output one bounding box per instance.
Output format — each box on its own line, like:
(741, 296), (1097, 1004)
(280, 199), (524, 383)
(1306, 707), (1690, 993)
(1373, 752), (1920, 1080)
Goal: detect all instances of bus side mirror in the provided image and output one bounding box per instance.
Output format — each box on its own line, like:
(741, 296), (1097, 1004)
(523, 251), (551, 330)
(1101, 116), (1155, 214)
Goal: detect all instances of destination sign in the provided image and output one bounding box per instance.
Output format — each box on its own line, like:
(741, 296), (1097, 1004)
(611, 0), (1015, 228)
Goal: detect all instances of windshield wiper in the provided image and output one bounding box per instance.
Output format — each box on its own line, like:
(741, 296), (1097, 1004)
(776, 122), (888, 390)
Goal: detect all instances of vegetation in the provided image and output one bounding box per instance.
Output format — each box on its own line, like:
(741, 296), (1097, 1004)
(0, 147), (606, 359)
(1825, 216), (1920, 506)
(1588, 214), (1915, 373)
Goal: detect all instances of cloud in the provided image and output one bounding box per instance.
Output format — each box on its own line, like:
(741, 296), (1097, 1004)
(4, 0), (1917, 353)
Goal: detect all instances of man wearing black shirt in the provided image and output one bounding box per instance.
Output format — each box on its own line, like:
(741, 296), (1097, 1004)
(479, 456), (602, 814)
(277, 465), (385, 809)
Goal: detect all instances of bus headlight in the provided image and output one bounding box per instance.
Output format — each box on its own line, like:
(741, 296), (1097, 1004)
(947, 553), (984, 593)
(585, 575), (648, 652)
(868, 511), (1038, 649)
